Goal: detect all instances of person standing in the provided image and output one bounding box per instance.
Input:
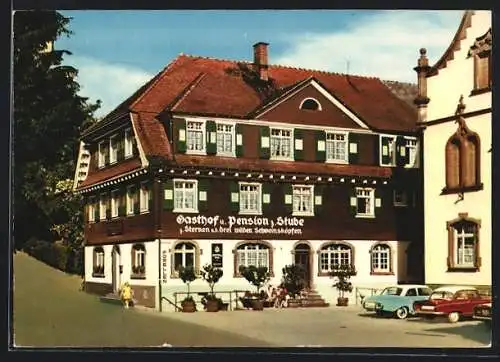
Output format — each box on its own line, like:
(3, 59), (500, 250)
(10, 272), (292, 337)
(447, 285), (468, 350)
(120, 282), (134, 309)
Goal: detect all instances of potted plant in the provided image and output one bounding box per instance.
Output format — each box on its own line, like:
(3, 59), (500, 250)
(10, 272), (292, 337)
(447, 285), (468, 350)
(239, 265), (270, 311)
(178, 266), (197, 313)
(200, 264), (223, 312)
(132, 265), (145, 275)
(329, 264), (357, 306)
(281, 264), (306, 308)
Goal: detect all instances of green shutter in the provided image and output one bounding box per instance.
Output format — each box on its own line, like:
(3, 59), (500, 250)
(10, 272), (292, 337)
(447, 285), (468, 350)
(104, 144), (110, 165)
(395, 136), (406, 167)
(118, 189), (126, 216)
(177, 119), (187, 153)
(259, 126), (270, 159)
(349, 187), (357, 217)
(148, 185), (153, 211)
(348, 133), (359, 164)
(294, 129), (304, 161)
(229, 181), (239, 213)
(374, 188), (382, 216)
(94, 202), (100, 221)
(283, 183), (293, 215)
(132, 137), (139, 157)
(206, 121), (217, 155)
(235, 124), (244, 157)
(380, 136), (391, 165)
(262, 183), (271, 213)
(315, 130), (326, 162)
(117, 137), (124, 162)
(198, 179), (209, 211)
(163, 179), (174, 210)
(314, 185), (324, 215)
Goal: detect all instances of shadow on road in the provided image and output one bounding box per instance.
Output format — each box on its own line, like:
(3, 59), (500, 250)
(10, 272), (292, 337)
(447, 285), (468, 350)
(422, 323), (491, 345)
(356, 312), (393, 319)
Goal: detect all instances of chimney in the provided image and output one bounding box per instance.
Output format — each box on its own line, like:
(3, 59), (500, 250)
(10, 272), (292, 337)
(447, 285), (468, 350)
(413, 48), (431, 122)
(253, 42), (269, 81)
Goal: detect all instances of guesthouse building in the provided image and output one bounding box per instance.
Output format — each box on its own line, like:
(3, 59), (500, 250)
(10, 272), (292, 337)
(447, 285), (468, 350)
(73, 42), (422, 310)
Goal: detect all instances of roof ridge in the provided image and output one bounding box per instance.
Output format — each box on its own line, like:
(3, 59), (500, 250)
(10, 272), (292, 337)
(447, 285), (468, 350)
(170, 72), (208, 111)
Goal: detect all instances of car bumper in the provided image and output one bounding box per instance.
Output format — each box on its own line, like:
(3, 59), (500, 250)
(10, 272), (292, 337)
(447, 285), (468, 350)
(415, 310), (446, 316)
(473, 315), (492, 321)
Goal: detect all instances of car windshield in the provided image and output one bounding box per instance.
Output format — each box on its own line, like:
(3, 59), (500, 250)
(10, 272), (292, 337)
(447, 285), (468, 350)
(380, 287), (403, 296)
(430, 291), (454, 300)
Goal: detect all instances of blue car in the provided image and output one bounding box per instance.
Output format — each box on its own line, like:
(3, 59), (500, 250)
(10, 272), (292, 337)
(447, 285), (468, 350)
(362, 284), (433, 319)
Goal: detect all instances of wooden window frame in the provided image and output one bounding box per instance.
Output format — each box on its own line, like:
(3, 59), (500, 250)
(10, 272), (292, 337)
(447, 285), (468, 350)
(370, 243), (394, 275)
(131, 243), (146, 279)
(233, 240), (274, 277)
(446, 213), (481, 272)
(317, 242), (355, 277)
(92, 247), (105, 277)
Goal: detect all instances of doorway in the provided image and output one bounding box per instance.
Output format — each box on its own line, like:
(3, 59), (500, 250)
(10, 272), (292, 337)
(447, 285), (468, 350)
(294, 243), (312, 288)
(111, 245), (122, 293)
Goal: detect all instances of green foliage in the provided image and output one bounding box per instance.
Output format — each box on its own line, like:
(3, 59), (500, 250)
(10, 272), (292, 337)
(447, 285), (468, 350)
(178, 266), (197, 299)
(23, 238), (68, 271)
(200, 264), (223, 297)
(281, 264), (306, 298)
(13, 10), (100, 274)
(238, 265), (270, 293)
(329, 264), (357, 298)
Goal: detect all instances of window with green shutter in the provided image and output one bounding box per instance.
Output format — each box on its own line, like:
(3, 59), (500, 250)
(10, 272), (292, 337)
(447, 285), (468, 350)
(294, 129), (304, 161)
(235, 124), (244, 157)
(117, 136), (125, 162)
(314, 185), (324, 215)
(206, 121), (217, 155)
(283, 183), (293, 215)
(259, 126), (270, 159)
(349, 187), (357, 217)
(198, 179), (209, 211)
(163, 179), (174, 210)
(395, 135), (407, 167)
(262, 183), (272, 213)
(315, 130), (326, 162)
(229, 181), (240, 212)
(118, 189), (126, 216)
(348, 133), (359, 164)
(380, 135), (396, 166)
(176, 119), (187, 153)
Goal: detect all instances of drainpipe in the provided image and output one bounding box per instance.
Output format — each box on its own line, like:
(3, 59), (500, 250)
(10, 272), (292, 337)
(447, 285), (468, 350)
(158, 237), (162, 312)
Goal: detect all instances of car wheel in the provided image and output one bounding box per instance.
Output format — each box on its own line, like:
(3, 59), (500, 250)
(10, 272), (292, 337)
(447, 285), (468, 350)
(447, 312), (460, 323)
(395, 307), (409, 320)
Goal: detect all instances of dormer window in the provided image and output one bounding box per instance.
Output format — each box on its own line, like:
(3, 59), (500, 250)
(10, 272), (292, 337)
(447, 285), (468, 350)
(300, 98), (322, 111)
(468, 28), (492, 94)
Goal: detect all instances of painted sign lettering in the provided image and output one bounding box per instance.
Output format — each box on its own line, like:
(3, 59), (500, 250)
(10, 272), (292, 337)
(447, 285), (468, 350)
(211, 243), (223, 268)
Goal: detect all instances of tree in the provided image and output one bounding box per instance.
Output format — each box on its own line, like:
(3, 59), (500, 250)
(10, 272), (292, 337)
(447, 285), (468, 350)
(281, 264), (306, 298)
(13, 11), (100, 271)
(238, 265), (270, 294)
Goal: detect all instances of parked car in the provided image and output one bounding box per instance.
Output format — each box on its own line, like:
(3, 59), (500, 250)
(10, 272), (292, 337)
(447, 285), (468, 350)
(413, 286), (491, 323)
(362, 284), (433, 319)
(473, 302), (492, 322)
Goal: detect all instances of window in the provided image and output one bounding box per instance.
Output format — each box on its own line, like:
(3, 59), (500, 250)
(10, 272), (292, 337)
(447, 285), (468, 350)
(92, 247), (105, 276)
(393, 189), (407, 207)
(405, 288), (417, 297)
(131, 244), (146, 277)
(417, 287), (433, 296)
(124, 128), (134, 158)
(126, 186), (138, 215)
(355, 188), (375, 217)
(99, 193), (108, 220)
(474, 53), (491, 91)
(326, 132), (348, 163)
(300, 98), (321, 111)
(109, 135), (118, 164)
(293, 185), (314, 216)
(236, 243), (269, 270)
(139, 183), (150, 213)
(88, 197), (96, 223)
(98, 141), (106, 168)
(174, 180), (198, 212)
(405, 138), (418, 167)
(173, 242), (196, 272)
(110, 190), (120, 218)
(319, 244), (353, 274)
(216, 123), (234, 155)
(380, 135), (396, 166)
(447, 217), (480, 270)
(380, 287), (402, 296)
(371, 244), (391, 274)
(270, 128), (292, 159)
(186, 120), (204, 152)
(239, 183), (261, 214)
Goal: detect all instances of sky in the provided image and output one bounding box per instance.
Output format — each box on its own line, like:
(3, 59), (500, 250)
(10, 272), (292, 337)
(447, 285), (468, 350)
(55, 10), (465, 118)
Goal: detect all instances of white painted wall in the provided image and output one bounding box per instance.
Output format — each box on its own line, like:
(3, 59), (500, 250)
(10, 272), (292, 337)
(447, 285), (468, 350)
(157, 238), (408, 312)
(422, 10), (491, 287)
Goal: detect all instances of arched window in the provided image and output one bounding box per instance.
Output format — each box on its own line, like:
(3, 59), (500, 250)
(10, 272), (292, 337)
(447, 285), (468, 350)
(300, 98), (322, 111)
(318, 243), (353, 275)
(173, 242), (197, 273)
(445, 137), (461, 189)
(234, 242), (273, 276)
(370, 243), (392, 274)
(92, 247), (105, 277)
(447, 214), (481, 271)
(131, 243), (146, 277)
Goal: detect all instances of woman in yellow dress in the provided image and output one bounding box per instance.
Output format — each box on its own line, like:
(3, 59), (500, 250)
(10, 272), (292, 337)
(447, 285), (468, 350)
(120, 282), (134, 309)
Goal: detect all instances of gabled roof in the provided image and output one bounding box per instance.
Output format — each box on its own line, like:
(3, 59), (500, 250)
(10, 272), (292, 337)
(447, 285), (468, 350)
(86, 52), (418, 162)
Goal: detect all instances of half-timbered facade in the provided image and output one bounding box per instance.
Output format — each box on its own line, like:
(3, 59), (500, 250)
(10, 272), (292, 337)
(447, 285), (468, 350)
(414, 10), (492, 290)
(74, 42), (422, 310)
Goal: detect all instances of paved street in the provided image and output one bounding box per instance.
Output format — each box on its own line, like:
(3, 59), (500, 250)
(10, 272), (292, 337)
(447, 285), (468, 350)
(137, 306), (492, 348)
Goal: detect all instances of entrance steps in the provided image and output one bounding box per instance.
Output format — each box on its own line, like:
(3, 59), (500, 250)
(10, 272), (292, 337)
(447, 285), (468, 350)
(99, 293), (137, 307)
(297, 288), (330, 308)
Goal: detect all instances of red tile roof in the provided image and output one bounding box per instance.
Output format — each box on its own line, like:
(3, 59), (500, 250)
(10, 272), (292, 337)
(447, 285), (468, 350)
(79, 158), (143, 188)
(174, 154), (393, 179)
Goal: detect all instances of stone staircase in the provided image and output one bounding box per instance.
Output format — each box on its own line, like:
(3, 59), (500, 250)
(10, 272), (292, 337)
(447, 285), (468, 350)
(297, 288), (330, 308)
(99, 292), (137, 307)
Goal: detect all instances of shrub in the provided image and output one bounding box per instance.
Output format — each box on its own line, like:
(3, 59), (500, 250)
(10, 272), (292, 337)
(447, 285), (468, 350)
(178, 266), (197, 301)
(200, 264), (223, 298)
(281, 264), (306, 298)
(239, 265), (270, 294)
(329, 264), (357, 299)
